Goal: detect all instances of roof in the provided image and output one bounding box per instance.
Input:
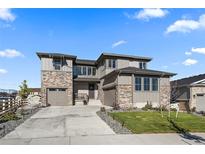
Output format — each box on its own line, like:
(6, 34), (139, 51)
(171, 73), (205, 87)
(37, 52), (152, 65)
(75, 59), (96, 66)
(96, 52), (152, 64)
(102, 67), (176, 79)
(36, 52), (77, 60)
(74, 77), (100, 82)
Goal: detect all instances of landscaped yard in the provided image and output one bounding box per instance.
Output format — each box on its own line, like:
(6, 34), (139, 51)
(109, 111), (205, 134)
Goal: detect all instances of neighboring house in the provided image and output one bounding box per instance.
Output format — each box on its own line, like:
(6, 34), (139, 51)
(29, 88), (41, 96)
(171, 74), (205, 112)
(37, 52), (176, 108)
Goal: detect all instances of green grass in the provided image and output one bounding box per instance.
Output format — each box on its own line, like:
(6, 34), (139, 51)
(109, 111), (205, 134)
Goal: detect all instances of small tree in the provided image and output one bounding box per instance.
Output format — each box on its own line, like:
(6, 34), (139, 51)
(19, 80), (30, 99)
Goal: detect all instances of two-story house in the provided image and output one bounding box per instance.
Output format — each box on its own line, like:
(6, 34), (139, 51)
(37, 52), (176, 109)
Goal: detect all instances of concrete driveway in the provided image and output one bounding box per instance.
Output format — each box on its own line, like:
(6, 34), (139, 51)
(0, 105), (205, 145)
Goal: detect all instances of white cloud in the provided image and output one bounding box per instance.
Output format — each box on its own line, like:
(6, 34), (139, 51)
(0, 9), (16, 22)
(0, 49), (24, 58)
(166, 14), (205, 34)
(182, 58), (198, 66)
(185, 51), (192, 56)
(0, 69), (7, 75)
(191, 47), (205, 55)
(112, 40), (127, 48)
(133, 9), (168, 21)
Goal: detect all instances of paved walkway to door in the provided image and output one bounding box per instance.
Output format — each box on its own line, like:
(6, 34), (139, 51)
(0, 104), (205, 145)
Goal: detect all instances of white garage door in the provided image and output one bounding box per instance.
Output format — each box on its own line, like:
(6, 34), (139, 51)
(196, 94), (205, 112)
(47, 88), (69, 106)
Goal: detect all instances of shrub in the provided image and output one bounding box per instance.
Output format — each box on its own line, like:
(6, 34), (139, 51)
(191, 107), (196, 112)
(170, 108), (177, 112)
(113, 104), (120, 110)
(100, 107), (106, 112)
(142, 102), (153, 111)
(0, 112), (19, 123)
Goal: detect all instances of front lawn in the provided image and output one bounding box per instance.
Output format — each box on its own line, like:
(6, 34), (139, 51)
(109, 111), (205, 134)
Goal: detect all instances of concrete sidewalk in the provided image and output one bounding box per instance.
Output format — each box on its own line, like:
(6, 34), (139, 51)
(0, 105), (205, 145)
(1, 133), (205, 145)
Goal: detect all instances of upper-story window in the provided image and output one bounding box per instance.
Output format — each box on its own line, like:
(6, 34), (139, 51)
(92, 67), (96, 76)
(88, 67), (92, 75)
(73, 65), (97, 76)
(82, 66), (86, 75)
(53, 58), (61, 70)
(139, 62), (146, 69)
(107, 59), (116, 69)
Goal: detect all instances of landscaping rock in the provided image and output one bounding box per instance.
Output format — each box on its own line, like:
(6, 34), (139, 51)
(97, 111), (132, 134)
(0, 107), (41, 139)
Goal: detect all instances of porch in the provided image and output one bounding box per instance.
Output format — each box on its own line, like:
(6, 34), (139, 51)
(73, 78), (101, 105)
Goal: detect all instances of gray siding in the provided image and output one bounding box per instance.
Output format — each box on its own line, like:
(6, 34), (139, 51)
(104, 88), (116, 107)
(41, 57), (73, 72)
(132, 75), (160, 108)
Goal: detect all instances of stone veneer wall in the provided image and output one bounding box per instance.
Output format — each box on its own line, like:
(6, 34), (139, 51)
(159, 78), (171, 107)
(116, 84), (133, 109)
(41, 70), (73, 106)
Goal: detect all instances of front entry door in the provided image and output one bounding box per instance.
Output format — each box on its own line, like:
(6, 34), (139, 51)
(89, 84), (95, 99)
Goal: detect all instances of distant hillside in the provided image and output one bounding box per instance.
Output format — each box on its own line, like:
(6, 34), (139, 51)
(0, 89), (18, 94)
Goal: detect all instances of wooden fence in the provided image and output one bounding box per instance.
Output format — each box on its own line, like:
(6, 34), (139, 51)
(0, 99), (27, 116)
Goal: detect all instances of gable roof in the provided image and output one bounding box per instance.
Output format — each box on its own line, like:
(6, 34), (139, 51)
(102, 67), (176, 79)
(171, 73), (205, 87)
(36, 52), (77, 60)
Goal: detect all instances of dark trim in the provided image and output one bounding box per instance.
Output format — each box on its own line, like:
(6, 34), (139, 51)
(75, 59), (96, 66)
(36, 52), (77, 60)
(96, 52), (152, 64)
(101, 67), (176, 79)
(74, 77), (100, 82)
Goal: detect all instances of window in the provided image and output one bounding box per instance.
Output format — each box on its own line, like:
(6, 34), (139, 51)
(144, 77), (150, 91)
(58, 88), (66, 92)
(135, 77), (142, 91)
(49, 88), (57, 91)
(82, 66), (86, 75)
(74, 66), (97, 76)
(152, 78), (158, 91)
(107, 59), (116, 69)
(53, 59), (61, 70)
(88, 67), (92, 75)
(139, 62), (146, 69)
(92, 67), (96, 76)
(78, 66), (82, 75)
(112, 59), (116, 68)
(139, 62), (143, 69)
(143, 62), (146, 69)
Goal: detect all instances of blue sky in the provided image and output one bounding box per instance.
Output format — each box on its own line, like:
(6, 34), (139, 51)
(0, 8), (205, 89)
